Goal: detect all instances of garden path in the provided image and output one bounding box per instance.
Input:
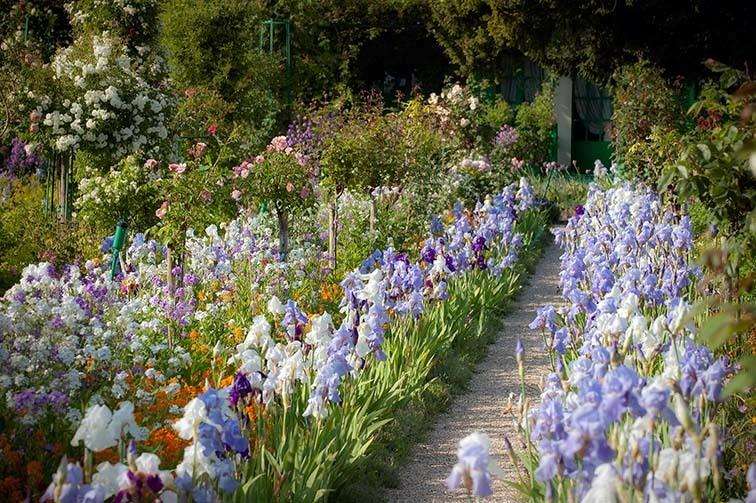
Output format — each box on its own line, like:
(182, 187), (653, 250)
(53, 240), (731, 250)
(386, 237), (562, 502)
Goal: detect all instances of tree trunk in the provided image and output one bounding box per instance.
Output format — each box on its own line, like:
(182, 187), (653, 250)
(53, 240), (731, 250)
(277, 208), (289, 260)
(328, 200), (338, 270)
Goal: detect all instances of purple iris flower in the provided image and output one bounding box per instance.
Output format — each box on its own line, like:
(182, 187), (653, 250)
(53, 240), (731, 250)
(229, 372), (252, 406)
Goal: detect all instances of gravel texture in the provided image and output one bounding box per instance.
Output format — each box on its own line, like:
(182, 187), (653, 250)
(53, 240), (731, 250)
(385, 239), (562, 502)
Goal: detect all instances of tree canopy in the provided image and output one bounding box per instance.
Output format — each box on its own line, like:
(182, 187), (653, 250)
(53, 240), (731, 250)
(426, 0), (755, 82)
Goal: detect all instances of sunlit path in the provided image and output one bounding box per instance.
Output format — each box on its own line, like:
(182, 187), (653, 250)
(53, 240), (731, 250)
(388, 236), (562, 502)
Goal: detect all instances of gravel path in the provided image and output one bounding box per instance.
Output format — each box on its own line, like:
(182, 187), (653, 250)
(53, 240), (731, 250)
(386, 238), (562, 502)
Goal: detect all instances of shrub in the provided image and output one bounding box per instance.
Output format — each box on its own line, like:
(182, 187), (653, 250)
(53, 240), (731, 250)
(232, 136), (316, 257)
(67, 0), (160, 51)
(511, 80), (556, 167)
(75, 154), (162, 236)
(0, 176), (97, 292)
(611, 59), (683, 181)
(30, 32), (172, 164)
(660, 64), (755, 237)
(427, 82), (485, 148)
(160, 0), (283, 152)
(150, 142), (239, 251)
(478, 97), (514, 145)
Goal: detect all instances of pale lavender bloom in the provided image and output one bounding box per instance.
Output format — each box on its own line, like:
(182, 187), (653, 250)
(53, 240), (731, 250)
(445, 432), (501, 497)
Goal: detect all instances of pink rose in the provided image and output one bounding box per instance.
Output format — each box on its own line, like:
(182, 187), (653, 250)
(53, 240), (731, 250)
(156, 201), (169, 219)
(144, 159), (159, 169)
(254, 155), (264, 164)
(231, 189), (242, 201)
(268, 135), (288, 152)
(286, 182), (295, 193)
(190, 142), (207, 159)
(169, 163), (186, 174)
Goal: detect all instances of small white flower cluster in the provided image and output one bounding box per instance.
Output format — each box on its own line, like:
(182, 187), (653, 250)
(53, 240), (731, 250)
(75, 156), (162, 227)
(428, 83), (482, 131)
(35, 32), (170, 157)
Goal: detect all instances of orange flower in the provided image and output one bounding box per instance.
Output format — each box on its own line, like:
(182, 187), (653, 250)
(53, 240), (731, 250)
(320, 283), (340, 302)
(232, 326), (244, 341)
(0, 477), (23, 502)
(94, 448), (120, 465)
(26, 460), (45, 492)
(220, 375), (234, 387)
(144, 427), (189, 468)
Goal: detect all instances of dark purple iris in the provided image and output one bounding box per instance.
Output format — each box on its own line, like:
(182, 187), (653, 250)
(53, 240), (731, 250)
(421, 245), (436, 264)
(472, 236), (486, 254)
(4, 137), (42, 177)
(230, 372), (252, 406)
(476, 253), (487, 269)
(146, 474), (164, 493)
(445, 255), (456, 272)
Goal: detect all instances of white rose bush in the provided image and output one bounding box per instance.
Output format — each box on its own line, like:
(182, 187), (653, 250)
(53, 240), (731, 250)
(33, 32), (170, 159)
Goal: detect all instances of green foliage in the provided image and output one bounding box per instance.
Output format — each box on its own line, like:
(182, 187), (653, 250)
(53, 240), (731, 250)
(0, 177), (46, 289)
(319, 102), (400, 197)
(160, 0), (282, 150)
(424, 0), (505, 78)
(240, 149), (315, 215)
(74, 155), (161, 235)
(68, 0), (160, 51)
(150, 141), (238, 248)
(532, 171), (590, 220)
(426, 0), (754, 82)
(0, 2), (70, 145)
(394, 97), (450, 184)
(276, 0), (421, 96)
(0, 1), (71, 63)
(0, 176), (97, 291)
(660, 65), (755, 236)
(611, 59), (683, 182)
(478, 97), (514, 143)
(511, 80), (555, 167)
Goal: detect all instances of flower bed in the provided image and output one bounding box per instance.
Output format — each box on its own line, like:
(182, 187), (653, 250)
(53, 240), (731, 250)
(1, 177), (547, 500)
(446, 183), (751, 501)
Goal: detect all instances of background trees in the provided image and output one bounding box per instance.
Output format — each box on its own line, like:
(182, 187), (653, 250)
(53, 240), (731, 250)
(426, 0), (755, 82)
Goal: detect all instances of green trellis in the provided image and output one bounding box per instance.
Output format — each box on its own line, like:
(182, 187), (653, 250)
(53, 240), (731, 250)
(258, 18), (292, 216)
(260, 18), (292, 105)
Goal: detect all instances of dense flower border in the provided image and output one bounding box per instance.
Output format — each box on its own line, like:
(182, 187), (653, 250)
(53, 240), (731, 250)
(2, 178), (539, 501)
(446, 183), (753, 501)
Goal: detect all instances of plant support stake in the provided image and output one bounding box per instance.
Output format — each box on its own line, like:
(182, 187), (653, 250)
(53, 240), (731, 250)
(110, 221), (127, 279)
